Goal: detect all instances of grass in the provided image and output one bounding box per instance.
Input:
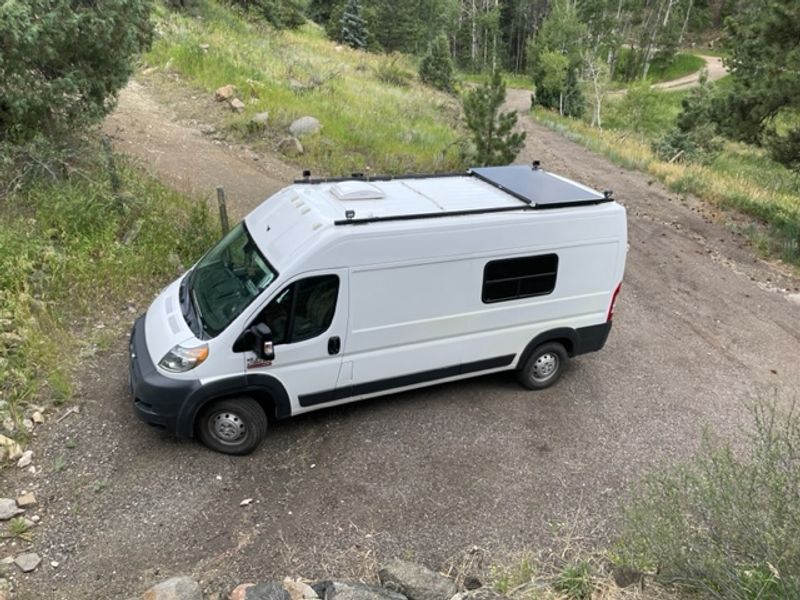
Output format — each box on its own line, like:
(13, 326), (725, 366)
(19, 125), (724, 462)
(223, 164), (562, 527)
(614, 50), (705, 85)
(532, 87), (800, 265)
(0, 139), (217, 448)
(614, 401), (800, 599)
(145, 1), (464, 175)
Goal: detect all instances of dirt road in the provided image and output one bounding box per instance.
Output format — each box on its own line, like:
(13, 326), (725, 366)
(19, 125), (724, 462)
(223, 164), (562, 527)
(652, 54), (727, 91)
(5, 82), (800, 600)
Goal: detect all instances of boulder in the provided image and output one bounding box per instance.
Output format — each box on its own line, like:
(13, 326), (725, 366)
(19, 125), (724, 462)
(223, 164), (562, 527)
(215, 85), (236, 102)
(289, 116), (321, 137)
(230, 584), (254, 600)
(378, 560), (455, 600)
(283, 578), (318, 600)
(229, 98), (246, 112)
(243, 581), (291, 600)
(313, 581), (407, 600)
(278, 137), (304, 157)
(0, 499), (22, 521)
(14, 553), (41, 573)
(142, 576), (202, 600)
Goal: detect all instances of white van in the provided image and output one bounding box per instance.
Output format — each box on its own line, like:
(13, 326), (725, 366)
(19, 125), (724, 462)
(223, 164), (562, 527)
(129, 164), (627, 454)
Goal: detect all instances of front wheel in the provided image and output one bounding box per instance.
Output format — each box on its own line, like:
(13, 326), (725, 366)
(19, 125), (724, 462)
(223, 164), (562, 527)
(197, 398), (267, 455)
(517, 342), (569, 390)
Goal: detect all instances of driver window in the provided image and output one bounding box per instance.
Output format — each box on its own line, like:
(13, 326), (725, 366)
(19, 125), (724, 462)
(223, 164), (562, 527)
(258, 275), (339, 345)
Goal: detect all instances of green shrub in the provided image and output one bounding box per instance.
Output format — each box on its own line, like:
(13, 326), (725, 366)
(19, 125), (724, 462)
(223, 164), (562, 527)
(228, 0), (307, 29)
(0, 0), (153, 144)
(615, 401), (800, 599)
(553, 562), (593, 600)
(375, 55), (413, 87)
(419, 34), (454, 92)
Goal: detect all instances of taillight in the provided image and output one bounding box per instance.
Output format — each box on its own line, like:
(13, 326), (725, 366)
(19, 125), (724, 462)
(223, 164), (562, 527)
(607, 283), (622, 322)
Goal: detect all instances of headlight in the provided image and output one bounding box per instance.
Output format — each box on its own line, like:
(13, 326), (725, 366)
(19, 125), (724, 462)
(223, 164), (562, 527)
(159, 344), (209, 373)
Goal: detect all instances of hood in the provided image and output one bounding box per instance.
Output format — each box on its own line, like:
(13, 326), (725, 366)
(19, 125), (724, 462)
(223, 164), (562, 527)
(144, 278), (196, 367)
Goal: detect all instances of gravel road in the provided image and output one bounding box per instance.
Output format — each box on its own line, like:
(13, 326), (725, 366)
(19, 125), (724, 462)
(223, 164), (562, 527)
(3, 82), (799, 600)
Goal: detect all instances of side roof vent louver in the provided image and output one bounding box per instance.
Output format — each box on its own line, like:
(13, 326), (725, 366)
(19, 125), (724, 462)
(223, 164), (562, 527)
(330, 181), (385, 201)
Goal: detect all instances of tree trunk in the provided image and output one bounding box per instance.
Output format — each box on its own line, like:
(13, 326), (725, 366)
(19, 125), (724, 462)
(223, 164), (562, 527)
(679, 0), (694, 46)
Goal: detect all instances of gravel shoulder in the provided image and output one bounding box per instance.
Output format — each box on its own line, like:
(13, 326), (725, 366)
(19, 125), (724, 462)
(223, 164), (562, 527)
(3, 80), (799, 600)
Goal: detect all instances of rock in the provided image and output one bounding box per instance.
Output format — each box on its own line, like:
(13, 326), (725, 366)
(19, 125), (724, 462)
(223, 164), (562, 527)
(313, 581), (407, 600)
(0, 499), (22, 521)
(462, 577), (482, 591)
(199, 44), (210, 52)
(378, 560), (456, 600)
(229, 583), (254, 600)
(456, 590), (508, 600)
(14, 553), (41, 573)
(244, 581), (291, 600)
(611, 565), (643, 588)
(142, 576), (202, 600)
(289, 116), (321, 137)
(17, 450), (33, 468)
(283, 577), (318, 600)
(31, 411), (44, 424)
(251, 112), (270, 126)
(215, 85), (236, 102)
(239, 498), (253, 507)
(787, 293), (800, 306)
(229, 98), (246, 112)
(22, 418), (34, 432)
(278, 137), (304, 157)
(50, 561), (59, 569)
(16, 492), (36, 508)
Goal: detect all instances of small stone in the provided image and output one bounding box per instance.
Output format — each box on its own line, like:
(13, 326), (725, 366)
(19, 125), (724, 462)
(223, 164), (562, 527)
(240, 498), (253, 507)
(199, 44), (210, 52)
(289, 116), (321, 137)
(0, 499), (22, 521)
(251, 112), (270, 126)
(14, 553), (41, 573)
(278, 137), (304, 157)
(31, 515), (40, 523)
(16, 492), (36, 508)
(17, 450), (33, 468)
(142, 576), (202, 600)
(215, 84), (236, 102)
(379, 559), (456, 600)
(612, 565), (643, 588)
(22, 419), (33, 432)
(7, 442), (22, 462)
(229, 98), (246, 112)
(463, 576), (482, 590)
(50, 561), (59, 569)
(31, 411), (44, 424)
(22, 518), (35, 529)
(229, 583), (254, 600)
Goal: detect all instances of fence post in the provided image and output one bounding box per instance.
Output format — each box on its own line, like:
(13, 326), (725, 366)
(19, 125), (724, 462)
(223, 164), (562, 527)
(101, 136), (123, 207)
(216, 186), (229, 236)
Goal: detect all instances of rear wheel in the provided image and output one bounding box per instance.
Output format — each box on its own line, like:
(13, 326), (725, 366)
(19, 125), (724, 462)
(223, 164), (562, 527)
(197, 398), (267, 455)
(517, 342), (569, 390)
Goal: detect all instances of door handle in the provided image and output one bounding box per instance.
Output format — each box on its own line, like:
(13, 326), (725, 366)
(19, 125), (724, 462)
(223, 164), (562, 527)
(328, 336), (341, 355)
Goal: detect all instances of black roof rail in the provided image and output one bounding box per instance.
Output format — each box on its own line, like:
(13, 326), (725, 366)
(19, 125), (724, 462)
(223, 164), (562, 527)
(335, 204), (535, 226)
(293, 170), (469, 185)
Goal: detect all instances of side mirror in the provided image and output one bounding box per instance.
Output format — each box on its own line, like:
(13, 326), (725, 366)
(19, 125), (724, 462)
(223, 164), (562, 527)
(252, 323), (275, 361)
(233, 323), (275, 361)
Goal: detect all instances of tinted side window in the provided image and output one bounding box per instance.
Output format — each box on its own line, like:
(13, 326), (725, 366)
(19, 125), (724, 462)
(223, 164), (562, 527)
(259, 275), (339, 344)
(482, 254), (558, 303)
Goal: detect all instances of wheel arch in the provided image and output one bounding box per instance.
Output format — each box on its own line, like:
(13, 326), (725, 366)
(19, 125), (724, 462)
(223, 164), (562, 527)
(516, 327), (579, 369)
(177, 374), (292, 438)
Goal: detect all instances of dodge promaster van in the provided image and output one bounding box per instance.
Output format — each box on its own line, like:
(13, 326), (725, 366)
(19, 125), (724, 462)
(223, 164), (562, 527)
(129, 164), (627, 454)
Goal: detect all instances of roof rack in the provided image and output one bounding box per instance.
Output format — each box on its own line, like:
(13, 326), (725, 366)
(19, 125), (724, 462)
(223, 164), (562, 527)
(294, 171), (467, 185)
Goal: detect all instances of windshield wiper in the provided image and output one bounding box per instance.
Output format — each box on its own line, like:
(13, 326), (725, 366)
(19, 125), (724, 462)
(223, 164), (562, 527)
(190, 287), (206, 337)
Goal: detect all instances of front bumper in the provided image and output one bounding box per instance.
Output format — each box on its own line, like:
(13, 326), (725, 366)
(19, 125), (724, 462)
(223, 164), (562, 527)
(128, 316), (200, 437)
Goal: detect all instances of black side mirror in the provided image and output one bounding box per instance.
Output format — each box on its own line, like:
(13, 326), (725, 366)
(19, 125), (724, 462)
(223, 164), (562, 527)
(233, 323), (275, 361)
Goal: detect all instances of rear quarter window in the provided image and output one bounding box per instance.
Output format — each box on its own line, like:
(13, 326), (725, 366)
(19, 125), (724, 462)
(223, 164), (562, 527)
(482, 254), (558, 303)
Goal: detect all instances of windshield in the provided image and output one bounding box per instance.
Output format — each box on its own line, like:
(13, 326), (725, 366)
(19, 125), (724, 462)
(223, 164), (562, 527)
(185, 223), (277, 338)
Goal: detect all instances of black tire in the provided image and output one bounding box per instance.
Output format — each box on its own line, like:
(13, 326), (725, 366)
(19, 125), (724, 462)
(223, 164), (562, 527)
(517, 342), (569, 390)
(197, 398), (267, 455)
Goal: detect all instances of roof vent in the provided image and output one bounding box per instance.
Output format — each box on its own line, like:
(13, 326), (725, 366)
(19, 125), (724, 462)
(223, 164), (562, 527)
(331, 181), (385, 201)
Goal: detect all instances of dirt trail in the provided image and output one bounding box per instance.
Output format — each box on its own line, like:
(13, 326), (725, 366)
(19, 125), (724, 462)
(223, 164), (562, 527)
(103, 79), (297, 220)
(652, 54), (727, 90)
(5, 76), (800, 600)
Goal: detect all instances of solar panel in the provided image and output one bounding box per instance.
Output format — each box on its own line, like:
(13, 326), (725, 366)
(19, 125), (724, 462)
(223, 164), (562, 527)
(469, 165), (607, 207)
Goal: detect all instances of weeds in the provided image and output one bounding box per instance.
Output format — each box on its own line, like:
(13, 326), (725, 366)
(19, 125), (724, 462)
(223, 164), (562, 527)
(8, 517), (29, 537)
(614, 400), (800, 599)
(0, 138), (217, 446)
(553, 562), (593, 599)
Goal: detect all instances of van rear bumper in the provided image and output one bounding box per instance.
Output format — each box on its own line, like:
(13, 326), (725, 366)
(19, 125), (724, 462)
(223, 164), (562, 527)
(574, 322), (612, 355)
(128, 316), (200, 437)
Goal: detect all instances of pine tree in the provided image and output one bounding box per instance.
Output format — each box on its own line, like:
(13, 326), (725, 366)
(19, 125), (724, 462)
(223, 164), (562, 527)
(340, 0), (367, 50)
(462, 70), (526, 166)
(419, 34), (455, 92)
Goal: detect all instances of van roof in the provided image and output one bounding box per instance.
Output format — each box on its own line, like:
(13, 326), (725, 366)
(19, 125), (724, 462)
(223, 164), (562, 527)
(245, 165), (616, 271)
(290, 164), (609, 225)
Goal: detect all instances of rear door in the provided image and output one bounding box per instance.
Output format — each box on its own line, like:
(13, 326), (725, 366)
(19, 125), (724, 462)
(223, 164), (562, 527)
(243, 270), (348, 412)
